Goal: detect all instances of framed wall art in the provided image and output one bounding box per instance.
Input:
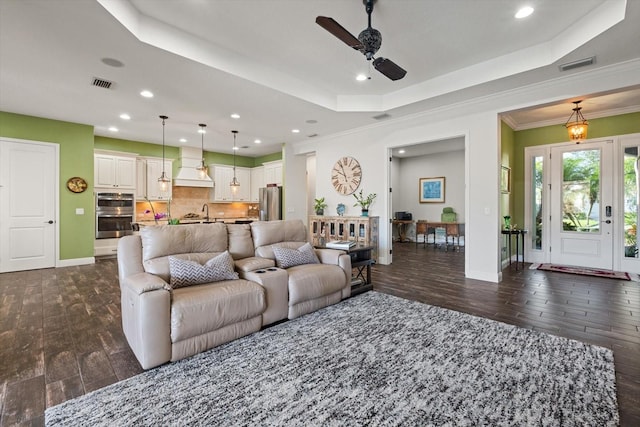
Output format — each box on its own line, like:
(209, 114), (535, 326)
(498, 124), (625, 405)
(419, 177), (445, 203)
(501, 166), (511, 194)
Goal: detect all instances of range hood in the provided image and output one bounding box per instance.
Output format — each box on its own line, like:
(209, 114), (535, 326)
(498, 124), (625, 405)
(173, 146), (214, 187)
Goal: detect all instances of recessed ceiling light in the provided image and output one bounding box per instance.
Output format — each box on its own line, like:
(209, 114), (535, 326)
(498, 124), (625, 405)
(292, 129), (300, 133)
(515, 6), (534, 19)
(398, 149), (405, 154)
(140, 90), (154, 98)
(101, 57), (124, 68)
(198, 128), (206, 134)
(108, 126), (118, 132)
(254, 139), (262, 144)
(230, 113), (240, 119)
(119, 113), (130, 120)
(233, 146), (240, 151)
(356, 74), (368, 81)
(179, 138), (187, 143)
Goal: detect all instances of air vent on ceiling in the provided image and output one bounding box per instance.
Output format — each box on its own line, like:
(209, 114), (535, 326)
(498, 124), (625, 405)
(559, 57), (595, 72)
(92, 77), (114, 89)
(240, 145), (249, 149)
(307, 133), (318, 138)
(372, 113), (391, 121)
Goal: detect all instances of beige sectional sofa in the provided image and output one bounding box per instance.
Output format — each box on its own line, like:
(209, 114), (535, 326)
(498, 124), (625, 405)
(117, 219), (351, 369)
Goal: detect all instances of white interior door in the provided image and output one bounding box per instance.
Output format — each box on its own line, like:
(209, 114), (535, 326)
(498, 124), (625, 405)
(550, 141), (613, 269)
(0, 139), (57, 272)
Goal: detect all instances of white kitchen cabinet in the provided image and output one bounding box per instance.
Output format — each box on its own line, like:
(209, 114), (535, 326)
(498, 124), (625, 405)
(135, 157), (173, 200)
(94, 153), (136, 190)
(135, 159), (146, 200)
(212, 166), (233, 201)
(233, 167), (251, 201)
(94, 238), (119, 257)
(250, 166), (264, 202)
(212, 165), (251, 202)
(145, 158), (173, 200)
(263, 160), (283, 186)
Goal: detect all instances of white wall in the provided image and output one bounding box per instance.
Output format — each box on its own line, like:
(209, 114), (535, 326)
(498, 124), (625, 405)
(282, 145), (308, 222)
(284, 59), (640, 283)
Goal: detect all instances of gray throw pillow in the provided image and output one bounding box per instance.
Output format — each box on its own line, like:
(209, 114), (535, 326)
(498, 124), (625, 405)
(272, 242), (320, 269)
(168, 251), (239, 288)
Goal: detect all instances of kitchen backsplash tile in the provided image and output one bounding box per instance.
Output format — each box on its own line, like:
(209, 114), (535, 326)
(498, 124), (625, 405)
(136, 186), (257, 222)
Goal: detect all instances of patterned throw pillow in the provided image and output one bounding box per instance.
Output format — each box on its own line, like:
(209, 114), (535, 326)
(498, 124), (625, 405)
(272, 243), (320, 269)
(168, 251), (239, 289)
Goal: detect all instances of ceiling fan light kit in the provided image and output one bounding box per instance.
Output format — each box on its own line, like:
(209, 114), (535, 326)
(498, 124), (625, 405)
(316, 0), (406, 81)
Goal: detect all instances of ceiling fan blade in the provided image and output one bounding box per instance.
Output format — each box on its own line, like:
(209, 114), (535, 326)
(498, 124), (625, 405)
(373, 57), (407, 81)
(316, 16), (363, 50)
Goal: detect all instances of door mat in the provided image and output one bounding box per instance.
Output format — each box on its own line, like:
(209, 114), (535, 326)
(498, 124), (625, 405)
(533, 263), (631, 281)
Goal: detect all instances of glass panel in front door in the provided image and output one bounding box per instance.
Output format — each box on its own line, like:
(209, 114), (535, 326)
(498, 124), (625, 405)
(531, 155), (544, 250)
(623, 146), (639, 258)
(561, 149), (600, 233)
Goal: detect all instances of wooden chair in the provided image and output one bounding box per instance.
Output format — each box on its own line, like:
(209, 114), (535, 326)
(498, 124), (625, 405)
(416, 221), (436, 249)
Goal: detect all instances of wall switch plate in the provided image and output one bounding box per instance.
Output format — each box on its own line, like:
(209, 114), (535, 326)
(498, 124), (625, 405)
(484, 207), (490, 215)
(287, 208), (295, 213)
(75, 208), (84, 215)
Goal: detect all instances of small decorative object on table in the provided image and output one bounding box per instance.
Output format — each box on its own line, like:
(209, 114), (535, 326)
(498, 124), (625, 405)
(326, 240), (356, 250)
(504, 215), (511, 230)
(314, 197), (328, 215)
(336, 203), (346, 216)
(353, 189), (376, 217)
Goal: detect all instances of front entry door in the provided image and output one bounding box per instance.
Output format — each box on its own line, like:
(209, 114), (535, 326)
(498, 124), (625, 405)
(550, 141), (613, 269)
(0, 139), (57, 272)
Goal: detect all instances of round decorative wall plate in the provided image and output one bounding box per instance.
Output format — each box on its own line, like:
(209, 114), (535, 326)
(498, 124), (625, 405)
(66, 176), (88, 193)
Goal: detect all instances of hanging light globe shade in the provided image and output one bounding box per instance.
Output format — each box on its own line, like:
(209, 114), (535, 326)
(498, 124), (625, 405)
(196, 123), (208, 179)
(158, 115), (170, 191)
(564, 101), (589, 143)
(230, 130), (240, 192)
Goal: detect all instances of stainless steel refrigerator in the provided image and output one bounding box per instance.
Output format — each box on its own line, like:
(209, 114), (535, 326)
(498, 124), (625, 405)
(258, 187), (282, 221)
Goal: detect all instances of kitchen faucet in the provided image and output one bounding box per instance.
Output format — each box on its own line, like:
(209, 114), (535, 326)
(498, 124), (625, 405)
(201, 203), (209, 221)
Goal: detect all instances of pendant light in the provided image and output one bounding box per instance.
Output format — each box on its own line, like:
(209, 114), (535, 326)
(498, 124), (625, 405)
(196, 123), (208, 179)
(564, 100), (589, 143)
(230, 130), (240, 193)
(158, 115), (170, 192)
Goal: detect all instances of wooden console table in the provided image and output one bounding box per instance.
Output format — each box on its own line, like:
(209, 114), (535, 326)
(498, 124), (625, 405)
(393, 220), (414, 242)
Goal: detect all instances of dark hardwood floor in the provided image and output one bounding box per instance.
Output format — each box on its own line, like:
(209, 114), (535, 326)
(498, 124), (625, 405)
(1, 243), (638, 426)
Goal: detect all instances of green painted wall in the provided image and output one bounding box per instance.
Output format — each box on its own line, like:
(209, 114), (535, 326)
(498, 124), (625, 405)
(253, 150), (283, 166)
(500, 121), (515, 219)
(0, 111), (94, 260)
(509, 112), (640, 230)
(95, 136), (275, 172)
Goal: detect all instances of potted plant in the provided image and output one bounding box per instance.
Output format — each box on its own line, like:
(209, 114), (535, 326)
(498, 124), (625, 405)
(353, 189), (376, 217)
(314, 197), (328, 215)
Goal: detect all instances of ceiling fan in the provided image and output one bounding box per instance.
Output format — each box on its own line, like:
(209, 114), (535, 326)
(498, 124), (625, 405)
(316, 0), (407, 81)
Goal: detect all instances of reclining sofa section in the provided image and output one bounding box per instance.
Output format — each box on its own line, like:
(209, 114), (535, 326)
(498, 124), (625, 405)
(117, 219), (351, 369)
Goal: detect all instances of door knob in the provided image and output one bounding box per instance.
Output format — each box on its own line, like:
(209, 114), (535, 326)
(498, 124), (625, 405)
(602, 220), (611, 224)
(45, 220), (54, 224)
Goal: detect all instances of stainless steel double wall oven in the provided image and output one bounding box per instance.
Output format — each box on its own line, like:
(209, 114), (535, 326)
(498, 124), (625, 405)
(95, 192), (134, 239)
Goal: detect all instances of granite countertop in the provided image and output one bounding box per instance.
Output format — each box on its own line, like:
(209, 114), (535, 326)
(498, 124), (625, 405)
(136, 217), (258, 226)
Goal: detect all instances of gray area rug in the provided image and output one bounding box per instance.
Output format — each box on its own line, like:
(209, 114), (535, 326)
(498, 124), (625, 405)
(46, 292), (619, 426)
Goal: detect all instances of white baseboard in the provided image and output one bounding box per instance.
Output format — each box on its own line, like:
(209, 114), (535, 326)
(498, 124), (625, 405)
(466, 269), (500, 283)
(57, 257), (95, 267)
